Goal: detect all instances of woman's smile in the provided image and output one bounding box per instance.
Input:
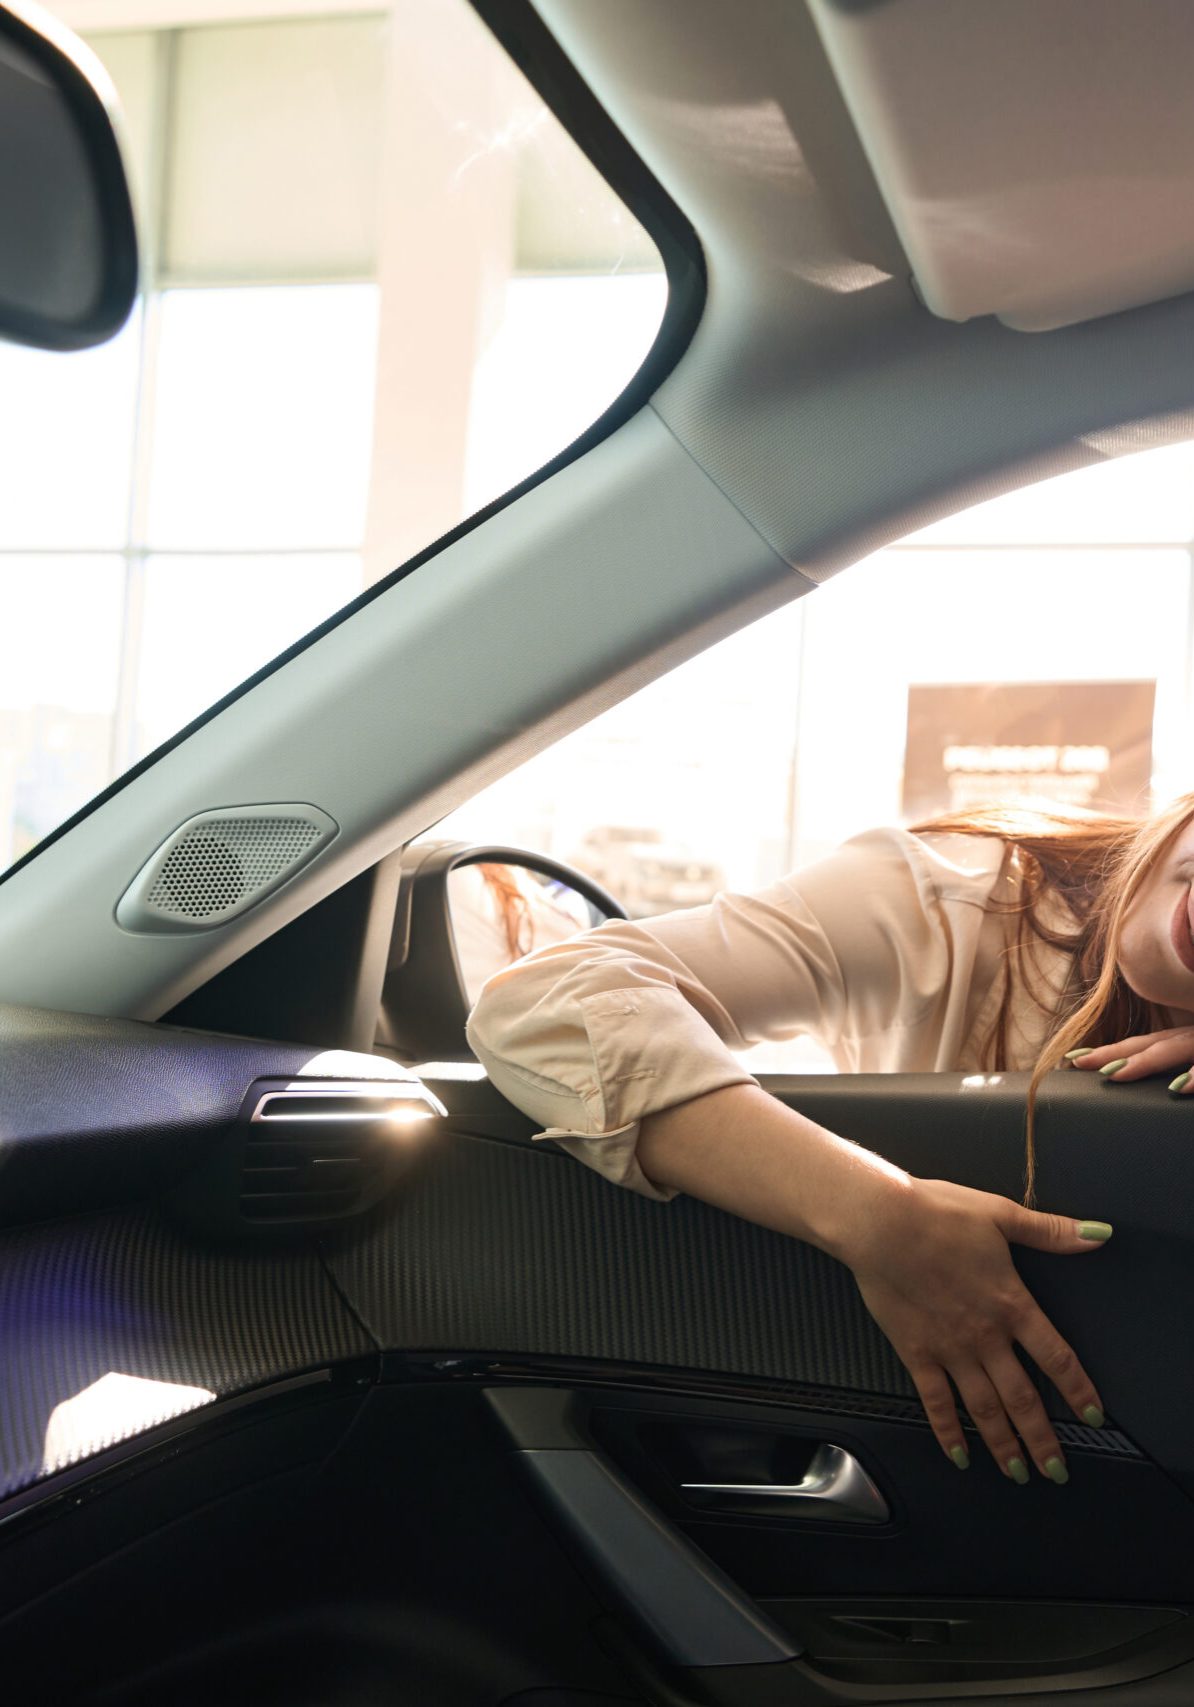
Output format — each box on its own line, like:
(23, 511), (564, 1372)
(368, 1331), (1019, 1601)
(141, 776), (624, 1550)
(1116, 831), (1194, 1012)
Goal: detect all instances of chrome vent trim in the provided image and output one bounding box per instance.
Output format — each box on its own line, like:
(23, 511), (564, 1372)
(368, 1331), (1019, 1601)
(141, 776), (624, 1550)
(250, 1081), (447, 1124)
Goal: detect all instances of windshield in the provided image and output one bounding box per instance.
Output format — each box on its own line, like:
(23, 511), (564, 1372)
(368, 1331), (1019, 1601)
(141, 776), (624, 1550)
(0, 1), (667, 877)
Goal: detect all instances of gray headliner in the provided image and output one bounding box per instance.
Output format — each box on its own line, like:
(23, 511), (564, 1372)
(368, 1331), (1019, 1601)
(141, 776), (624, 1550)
(2, 0), (1194, 1017)
(544, 0), (1194, 579)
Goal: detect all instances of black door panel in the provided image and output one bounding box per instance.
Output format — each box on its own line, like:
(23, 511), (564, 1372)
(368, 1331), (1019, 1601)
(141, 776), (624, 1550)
(487, 1383), (1194, 1701)
(405, 1069), (1194, 1484)
(313, 1069), (1194, 1614)
(2, 1004), (1192, 1700)
(322, 1121), (911, 1395)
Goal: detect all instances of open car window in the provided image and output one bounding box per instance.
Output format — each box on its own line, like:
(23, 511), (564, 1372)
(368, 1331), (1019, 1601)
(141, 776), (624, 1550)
(434, 436), (1194, 1072)
(0, 0), (667, 878)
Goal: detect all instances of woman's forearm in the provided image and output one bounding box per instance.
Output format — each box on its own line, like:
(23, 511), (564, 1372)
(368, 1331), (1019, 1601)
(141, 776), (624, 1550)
(634, 1082), (912, 1263)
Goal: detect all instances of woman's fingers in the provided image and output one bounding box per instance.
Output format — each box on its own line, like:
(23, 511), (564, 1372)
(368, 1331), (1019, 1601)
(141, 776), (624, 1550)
(1069, 1026), (1194, 1078)
(907, 1363), (970, 1470)
(1013, 1299), (1105, 1435)
(978, 1347), (1070, 1481)
(949, 1362), (1035, 1480)
(915, 1350), (1081, 1482)
(1095, 1039), (1194, 1081)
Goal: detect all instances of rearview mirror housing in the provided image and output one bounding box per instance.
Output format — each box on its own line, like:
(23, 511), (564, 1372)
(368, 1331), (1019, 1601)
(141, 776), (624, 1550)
(0, 1), (138, 350)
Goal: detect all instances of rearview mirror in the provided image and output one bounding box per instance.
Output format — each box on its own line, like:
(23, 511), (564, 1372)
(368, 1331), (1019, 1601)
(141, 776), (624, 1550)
(447, 860), (608, 1008)
(0, 2), (138, 350)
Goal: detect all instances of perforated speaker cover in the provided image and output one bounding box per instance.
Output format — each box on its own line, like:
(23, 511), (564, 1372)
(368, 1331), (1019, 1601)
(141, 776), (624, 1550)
(116, 804), (338, 933)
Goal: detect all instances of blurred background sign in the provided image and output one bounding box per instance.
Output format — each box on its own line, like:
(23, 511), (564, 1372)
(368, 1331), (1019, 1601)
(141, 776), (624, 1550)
(902, 680), (1156, 819)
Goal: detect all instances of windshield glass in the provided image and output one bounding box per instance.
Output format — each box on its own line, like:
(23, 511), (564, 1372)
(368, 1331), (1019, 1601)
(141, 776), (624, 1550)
(0, 1), (666, 876)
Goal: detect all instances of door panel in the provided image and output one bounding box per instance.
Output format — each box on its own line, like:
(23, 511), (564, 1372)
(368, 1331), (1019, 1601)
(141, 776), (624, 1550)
(2, 1002), (1191, 1701)
(317, 1067), (1194, 1614)
(392, 1067), (1194, 1484)
(486, 1383), (1194, 1701)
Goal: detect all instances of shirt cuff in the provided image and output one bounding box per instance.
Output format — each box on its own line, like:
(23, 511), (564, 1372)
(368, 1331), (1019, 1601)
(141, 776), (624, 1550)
(534, 1122), (678, 1202)
(470, 982), (757, 1202)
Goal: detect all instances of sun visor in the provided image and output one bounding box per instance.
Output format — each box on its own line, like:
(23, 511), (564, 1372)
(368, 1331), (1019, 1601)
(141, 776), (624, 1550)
(807, 0), (1194, 332)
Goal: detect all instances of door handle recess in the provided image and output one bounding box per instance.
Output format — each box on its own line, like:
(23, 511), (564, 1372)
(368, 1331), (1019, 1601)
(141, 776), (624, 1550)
(484, 1389), (798, 1670)
(519, 1447), (799, 1669)
(682, 1442), (889, 1524)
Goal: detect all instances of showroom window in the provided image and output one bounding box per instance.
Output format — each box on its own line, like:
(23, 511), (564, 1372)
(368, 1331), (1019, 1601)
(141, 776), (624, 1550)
(434, 439), (1194, 1071)
(0, 1), (666, 871)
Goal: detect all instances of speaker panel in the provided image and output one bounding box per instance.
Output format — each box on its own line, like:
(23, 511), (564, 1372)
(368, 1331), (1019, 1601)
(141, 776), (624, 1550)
(116, 804), (339, 932)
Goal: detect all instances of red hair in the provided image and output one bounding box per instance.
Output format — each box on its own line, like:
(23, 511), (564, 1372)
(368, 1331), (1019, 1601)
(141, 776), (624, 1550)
(911, 796), (1194, 1202)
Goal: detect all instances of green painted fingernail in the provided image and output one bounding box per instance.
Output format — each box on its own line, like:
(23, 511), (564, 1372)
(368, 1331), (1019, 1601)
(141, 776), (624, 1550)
(1006, 1455), (1030, 1484)
(1044, 1455), (1069, 1485)
(1065, 1047), (1094, 1061)
(1082, 1404), (1105, 1428)
(949, 1445), (970, 1470)
(1169, 1072), (1190, 1094)
(1099, 1059), (1129, 1078)
(1077, 1221), (1113, 1241)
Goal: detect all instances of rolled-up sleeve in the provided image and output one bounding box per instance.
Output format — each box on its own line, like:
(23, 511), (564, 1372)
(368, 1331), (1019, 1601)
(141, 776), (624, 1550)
(465, 828), (984, 1200)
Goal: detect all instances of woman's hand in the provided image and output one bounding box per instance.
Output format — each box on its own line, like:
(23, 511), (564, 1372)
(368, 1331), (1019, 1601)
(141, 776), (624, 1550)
(632, 1085), (1111, 1484)
(1068, 1024), (1194, 1091)
(845, 1178), (1110, 1483)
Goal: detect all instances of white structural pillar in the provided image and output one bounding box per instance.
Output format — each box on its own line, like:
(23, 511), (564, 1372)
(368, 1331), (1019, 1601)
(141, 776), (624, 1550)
(362, 0), (519, 587)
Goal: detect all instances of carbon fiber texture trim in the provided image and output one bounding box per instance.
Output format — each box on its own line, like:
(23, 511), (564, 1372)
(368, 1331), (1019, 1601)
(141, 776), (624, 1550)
(324, 1134), (914, 1396)
(0, 1203), (371, 1500)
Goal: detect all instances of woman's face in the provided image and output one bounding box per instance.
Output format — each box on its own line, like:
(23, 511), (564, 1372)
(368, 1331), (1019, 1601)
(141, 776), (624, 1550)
(1118, 817), (1194, 1018)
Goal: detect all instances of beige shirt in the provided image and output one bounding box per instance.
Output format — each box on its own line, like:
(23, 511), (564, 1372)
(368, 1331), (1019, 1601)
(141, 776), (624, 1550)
(465, 828), (1076, 1202)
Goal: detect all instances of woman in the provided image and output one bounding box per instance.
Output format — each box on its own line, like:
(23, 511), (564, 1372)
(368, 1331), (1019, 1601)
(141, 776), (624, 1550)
(467, 794), (1194, 1487)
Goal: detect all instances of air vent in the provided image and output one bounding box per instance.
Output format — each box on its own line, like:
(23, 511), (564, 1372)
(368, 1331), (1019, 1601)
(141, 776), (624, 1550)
(116, 804), (338, 933)
(241, 1080), (446, 1224)
(241, 1127), (385, 1223)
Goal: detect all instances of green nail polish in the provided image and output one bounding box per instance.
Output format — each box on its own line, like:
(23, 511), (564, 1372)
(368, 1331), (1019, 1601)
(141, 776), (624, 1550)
(1065, 1047), (1094, 1061)
(1099, 1059), (1129, 1078)
(1044, 1455), (1069, 1485)
(949, 1445), (970, 1470)
(1006, 1455), (1030, 1484)
(1082, 1404), (1105, 1428)
(1076, 1220), (1113, 1241)
(1169, 1071), (1190, 1094)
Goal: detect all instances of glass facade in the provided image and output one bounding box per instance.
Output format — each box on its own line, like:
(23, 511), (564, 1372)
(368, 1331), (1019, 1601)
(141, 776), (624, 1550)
(0, 1), (666, 870)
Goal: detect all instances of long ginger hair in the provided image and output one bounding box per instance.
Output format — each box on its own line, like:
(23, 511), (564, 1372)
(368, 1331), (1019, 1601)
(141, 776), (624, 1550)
(910, 794), (1194, 1203)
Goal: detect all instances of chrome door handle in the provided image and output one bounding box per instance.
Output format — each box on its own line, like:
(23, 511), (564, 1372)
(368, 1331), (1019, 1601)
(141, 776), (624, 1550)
(681, 1443), (888, 1524)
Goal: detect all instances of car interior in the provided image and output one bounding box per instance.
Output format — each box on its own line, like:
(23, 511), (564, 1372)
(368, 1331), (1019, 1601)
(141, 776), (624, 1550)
(4, 1), (1194, 1703)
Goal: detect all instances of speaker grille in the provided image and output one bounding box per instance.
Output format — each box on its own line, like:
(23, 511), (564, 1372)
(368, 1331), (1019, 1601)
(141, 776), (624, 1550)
(117, 804), (339, 933)
(146, 818), (321, 920)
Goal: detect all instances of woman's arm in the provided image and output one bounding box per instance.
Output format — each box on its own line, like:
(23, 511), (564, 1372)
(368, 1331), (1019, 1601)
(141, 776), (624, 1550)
(636, 1083), (1111, 1484)
(467, 828), (966, 1198)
